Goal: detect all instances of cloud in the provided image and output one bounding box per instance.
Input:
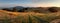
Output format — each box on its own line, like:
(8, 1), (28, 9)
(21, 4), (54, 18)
(0, 3), (60, 7)
(32, 0), (60, 3)
(0, 0), (60, 7)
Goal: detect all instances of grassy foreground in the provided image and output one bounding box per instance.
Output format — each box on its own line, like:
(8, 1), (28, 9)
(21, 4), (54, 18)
(0, 10), (60, 23)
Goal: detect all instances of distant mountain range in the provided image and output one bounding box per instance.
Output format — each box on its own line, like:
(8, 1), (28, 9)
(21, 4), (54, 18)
(1, 6), (60, 13)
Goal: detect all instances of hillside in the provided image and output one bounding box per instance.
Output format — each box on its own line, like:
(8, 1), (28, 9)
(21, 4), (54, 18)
(0, 6), (60, 23)
(0, 10), (60, 23)
(1, 6), (60, 13)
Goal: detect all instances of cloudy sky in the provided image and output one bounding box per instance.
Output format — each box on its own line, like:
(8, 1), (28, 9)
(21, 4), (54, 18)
(0, 0), (60, 7)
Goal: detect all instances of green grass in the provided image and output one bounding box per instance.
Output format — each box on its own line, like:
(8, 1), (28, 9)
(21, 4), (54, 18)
(22, 18), (26, 23)
(16, 15), (21, 23)
(22, 20), (25, 23)
(3, 15), (9, 23)
(0, 14), (60, 23)
(32, 16), (49, 23)
(28, 15), (32, 23)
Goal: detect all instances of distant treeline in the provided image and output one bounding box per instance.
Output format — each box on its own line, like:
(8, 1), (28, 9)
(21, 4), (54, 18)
(2, 6), (59, 13)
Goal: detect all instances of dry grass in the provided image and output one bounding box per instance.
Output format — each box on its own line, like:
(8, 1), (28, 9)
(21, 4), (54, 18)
(0, 10), (60, 23)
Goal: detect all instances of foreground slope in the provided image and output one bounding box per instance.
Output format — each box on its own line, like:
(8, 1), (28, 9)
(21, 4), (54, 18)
(0, 10), (60, 23)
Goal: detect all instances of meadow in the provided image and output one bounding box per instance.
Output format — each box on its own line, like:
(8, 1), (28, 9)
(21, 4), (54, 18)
(0, 10), (60, 23)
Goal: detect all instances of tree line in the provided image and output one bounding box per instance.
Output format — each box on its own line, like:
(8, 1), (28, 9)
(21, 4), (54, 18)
(2, 7), (58, 13)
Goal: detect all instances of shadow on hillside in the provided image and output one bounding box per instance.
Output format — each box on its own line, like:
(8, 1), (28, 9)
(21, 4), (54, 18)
(2, 7), (59, 13)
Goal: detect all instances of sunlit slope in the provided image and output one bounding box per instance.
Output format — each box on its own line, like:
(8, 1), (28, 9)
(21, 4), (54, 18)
(0, 10), (59, 18)
(0, 10), (60, 23)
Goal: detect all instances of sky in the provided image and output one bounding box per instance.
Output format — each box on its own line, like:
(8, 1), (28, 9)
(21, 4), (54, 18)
(0, 0), (60, 7)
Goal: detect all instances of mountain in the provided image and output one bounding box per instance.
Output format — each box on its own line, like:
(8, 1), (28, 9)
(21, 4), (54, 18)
(1, 6), (59, 13)
(0, 7), (7, 10)
(1, 6), (47, 13)
(2, 6), (25, 11)
(13, 6), (25, 11)
(17, 7), (49, 13)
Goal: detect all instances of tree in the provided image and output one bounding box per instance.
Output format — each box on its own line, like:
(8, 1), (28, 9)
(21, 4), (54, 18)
(2, 8), (12, 11)
(18, 8), (26, 12)
(48, 7), (58, 13)
(12, 7), (17, 12)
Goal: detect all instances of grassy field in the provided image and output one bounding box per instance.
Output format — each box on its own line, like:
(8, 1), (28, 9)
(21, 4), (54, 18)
(0, 10), (60, 23)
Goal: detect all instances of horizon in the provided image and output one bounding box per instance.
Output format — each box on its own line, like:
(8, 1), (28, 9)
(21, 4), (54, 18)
(0, 6), (60, 8)
(0, 0), (60, 7)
